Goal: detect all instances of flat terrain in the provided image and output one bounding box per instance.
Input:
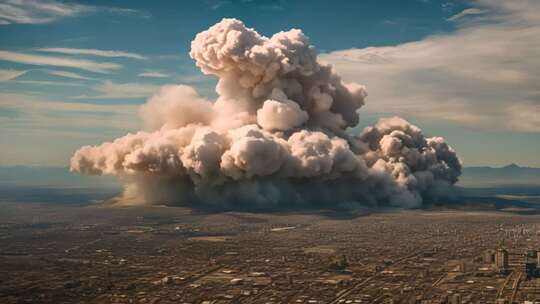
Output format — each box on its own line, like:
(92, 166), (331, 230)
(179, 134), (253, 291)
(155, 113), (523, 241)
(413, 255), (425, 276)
(2, 201), (540, 303)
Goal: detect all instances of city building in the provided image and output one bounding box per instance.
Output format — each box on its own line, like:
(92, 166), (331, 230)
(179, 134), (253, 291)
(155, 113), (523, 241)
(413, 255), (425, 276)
(449, 293), (462, 304)
(496, 248), (508, 272)
(524, 262), (538, 279)
(484, 250), (495, 264)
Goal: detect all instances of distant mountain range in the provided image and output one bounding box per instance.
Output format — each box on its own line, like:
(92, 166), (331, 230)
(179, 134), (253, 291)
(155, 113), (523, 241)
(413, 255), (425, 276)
(460, 163), (540, 187)
(463, 163), (540, 175)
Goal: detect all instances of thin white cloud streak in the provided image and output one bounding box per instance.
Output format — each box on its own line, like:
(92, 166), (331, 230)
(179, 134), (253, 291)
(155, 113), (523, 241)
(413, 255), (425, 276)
(45, 70), (93, 80)
(0, 0), (150, 25)
(321, 0), (540, 132)
(256, 4), (284, 11)
(0, 92), (139, 130)
(446, 8), (486, 21)
(37, 47), (146, 60)
(100, 7), (151, 19)
(0, 0), (91, 24)
(138, 70), (170, 78)
(4, 79), (86, 87)
(74, 81), (162, 99)
(0, 92), (139, 166)
(0, 50), (121, 73)
(0, 68), (93, 84)
(0, 68), (26, 81)
(209, 1), (231, 10)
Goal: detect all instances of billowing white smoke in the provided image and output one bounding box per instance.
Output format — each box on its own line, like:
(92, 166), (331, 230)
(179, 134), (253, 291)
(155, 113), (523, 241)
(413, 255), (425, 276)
(70, 19), (461, 210)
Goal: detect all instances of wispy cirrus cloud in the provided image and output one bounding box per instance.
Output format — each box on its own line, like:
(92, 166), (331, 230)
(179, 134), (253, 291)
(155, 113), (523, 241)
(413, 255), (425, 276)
(74, 81), (162, 99)
(208, 0), (231, 10)
(45, 70), (93, 80)
(0, 92), (139, 139)
(321, 0), (540, 132)
(0, 0), (150, 25)
(0, 0), (91, 24)
(138, 70), (170, 78)
(446, 8), (487, 21)
(0, 50), (121, 73)
(99, 6), (151, 19)
(37, 47), (146, 60)
(0, 92), (139, 166)
(0, 92), (138, 128)
(0, 68), (26, 81)
(0, 68), (94, 82)
(256, 4), (284, 11)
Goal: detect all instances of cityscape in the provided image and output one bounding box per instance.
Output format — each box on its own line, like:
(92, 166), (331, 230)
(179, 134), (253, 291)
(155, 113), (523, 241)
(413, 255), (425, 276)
(3, 202), (540, 303)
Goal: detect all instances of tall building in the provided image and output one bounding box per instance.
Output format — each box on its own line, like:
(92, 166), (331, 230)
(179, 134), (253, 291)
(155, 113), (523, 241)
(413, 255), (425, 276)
(449, 293), (462, 304)
(524, 262), (537, 278)
(484, 250), (495, 263)
(496, 248), (509, 272)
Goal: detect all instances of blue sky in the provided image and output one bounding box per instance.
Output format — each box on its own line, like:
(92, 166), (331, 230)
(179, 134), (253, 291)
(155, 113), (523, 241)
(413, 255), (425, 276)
(0, 0), (539, 167)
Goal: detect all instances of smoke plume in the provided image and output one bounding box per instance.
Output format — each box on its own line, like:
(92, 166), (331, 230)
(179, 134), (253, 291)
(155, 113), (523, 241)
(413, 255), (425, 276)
(70, 19), (461, 210)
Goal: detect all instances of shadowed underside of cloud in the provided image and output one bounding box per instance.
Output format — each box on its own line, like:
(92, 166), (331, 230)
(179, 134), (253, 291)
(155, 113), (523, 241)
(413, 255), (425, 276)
(320, 0), (540, 132)
(70, 19), (462, 210)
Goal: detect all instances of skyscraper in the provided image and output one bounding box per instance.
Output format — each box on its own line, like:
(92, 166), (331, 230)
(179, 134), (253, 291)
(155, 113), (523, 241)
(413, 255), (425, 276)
(496, 248), (508, 272)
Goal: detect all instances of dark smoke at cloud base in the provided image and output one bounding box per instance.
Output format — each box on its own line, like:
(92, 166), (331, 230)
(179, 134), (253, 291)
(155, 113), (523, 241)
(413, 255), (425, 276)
(70, 19), (462, 210)
(110, 174), (462, 212)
